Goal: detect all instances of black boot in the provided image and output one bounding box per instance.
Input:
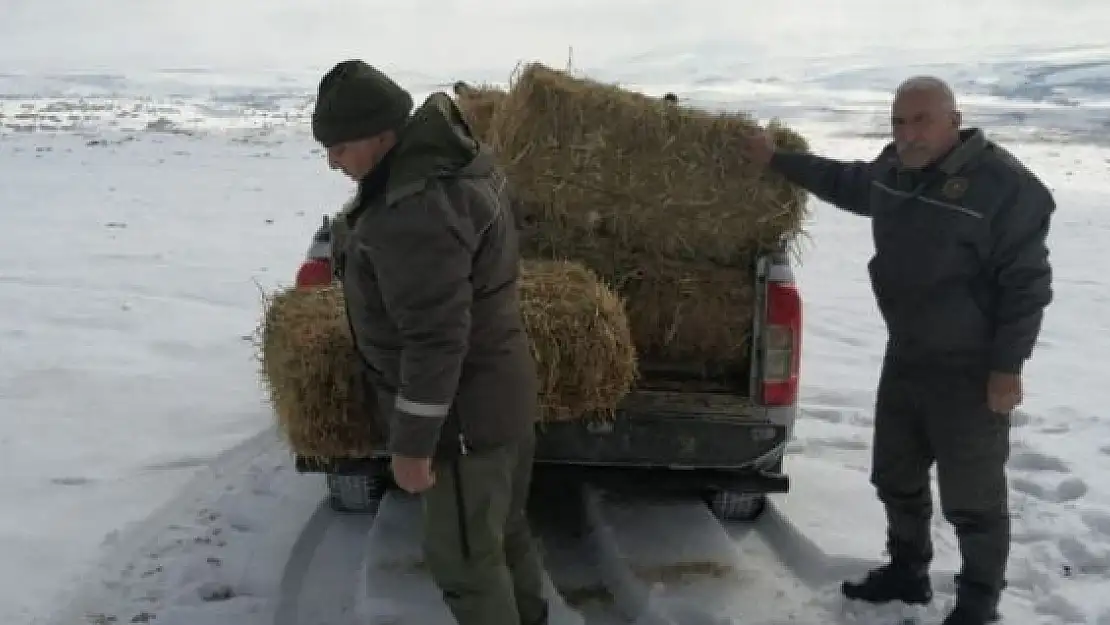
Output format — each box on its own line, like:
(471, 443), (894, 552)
(522, 602), (549, 625)
(841, 561), (933, 605)
(941, 604), (1001, 625)
(941, 576), (1002, 624)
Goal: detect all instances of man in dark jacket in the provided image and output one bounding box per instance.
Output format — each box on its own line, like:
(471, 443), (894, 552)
(311, 60), (548, 625)
(739, 76), (1055, 625)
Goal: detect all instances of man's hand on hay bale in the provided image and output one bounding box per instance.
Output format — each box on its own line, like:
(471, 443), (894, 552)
(392, 454), (435, 493)
(738, 126), (776, 167)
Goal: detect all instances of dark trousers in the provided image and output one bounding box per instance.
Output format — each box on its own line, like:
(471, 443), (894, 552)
(871, 357), (1012, 602)
(422, 431), (548, 625)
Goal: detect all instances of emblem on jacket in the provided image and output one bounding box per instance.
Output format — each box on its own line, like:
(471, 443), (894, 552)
(942, 177), (969, 199)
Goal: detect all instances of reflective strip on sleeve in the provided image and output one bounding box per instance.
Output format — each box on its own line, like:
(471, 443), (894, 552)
(395, 396), (450, 418)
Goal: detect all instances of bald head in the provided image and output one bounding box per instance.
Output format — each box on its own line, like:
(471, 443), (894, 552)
(891, 75), (962, 169)
(895, 76), (957, 111)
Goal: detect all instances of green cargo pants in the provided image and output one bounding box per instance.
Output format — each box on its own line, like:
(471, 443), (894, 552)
(870, 357), (1012, 604)
(422, 432), (548, 625)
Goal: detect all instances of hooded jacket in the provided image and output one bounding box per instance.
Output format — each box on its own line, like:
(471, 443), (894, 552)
(335, 93), (538, 459)
(769, 128), (1054, 374)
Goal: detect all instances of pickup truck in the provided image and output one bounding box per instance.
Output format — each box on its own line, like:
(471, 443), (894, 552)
(289, 215), (803, 522)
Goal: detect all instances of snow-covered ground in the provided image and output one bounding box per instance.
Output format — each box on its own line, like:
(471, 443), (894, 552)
(2, 0), (1109, 623)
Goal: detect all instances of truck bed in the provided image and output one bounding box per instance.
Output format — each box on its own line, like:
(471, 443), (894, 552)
(528, 359), (789, 495)
(533, 361), (774, 471)
(296, 359), (788, 492)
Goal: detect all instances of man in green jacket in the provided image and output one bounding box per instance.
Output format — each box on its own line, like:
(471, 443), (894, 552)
(739, 76), (1055, 625)
(311, 59), (548, 625)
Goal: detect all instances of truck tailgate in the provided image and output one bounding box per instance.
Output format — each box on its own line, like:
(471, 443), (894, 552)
(533, 389), (785, 469)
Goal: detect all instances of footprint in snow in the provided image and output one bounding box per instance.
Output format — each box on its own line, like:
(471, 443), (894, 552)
(800, 389), (874, 414)
(50, 476), (95, 486)
(1057, 535), (1110, 576)
(800, 406), (846, 424)
(800, 405), (875, 428)
(1010, 527), (1056, 545)
(1011, 476), (1089, 503)
(1081, 509), (1110, 539)
(1008, 450), (1069, 473)
(834, 334), (868, 348)
(197, 581), (236, 602)
(1055, 477), (1089, 503)
(1008, 408), (1034, 427)
(806, 436), (870, 452)
(142, 456), (213, 472)
(1034, 593), (1087, 624)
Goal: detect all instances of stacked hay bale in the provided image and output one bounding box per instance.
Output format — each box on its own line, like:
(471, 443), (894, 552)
(487, 63), (810, 373)
(257, 260), (637, 458)
(257, 66), (810, 456)
(258, 286), (380, 458)
(452, 80), (507, 145)
(519, 259), (637, 422)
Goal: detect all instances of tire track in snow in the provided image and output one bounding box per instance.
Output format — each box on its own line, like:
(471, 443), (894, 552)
(275, 484), (848, 625)
(274, 500), (375, 625)
(37, 430), (835, 625)
(280, 480), (732, 625)
(583, 486), (838, 625)
(532, 482), (638, 625)
(347, 491), (596, 625)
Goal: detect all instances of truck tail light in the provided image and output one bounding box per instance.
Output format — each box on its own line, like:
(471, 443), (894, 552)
(294, 258), (333, 290)
(762, 280), (802, 406)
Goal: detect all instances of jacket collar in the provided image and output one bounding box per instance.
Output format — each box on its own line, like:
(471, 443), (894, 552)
(936, 127), (987, 175)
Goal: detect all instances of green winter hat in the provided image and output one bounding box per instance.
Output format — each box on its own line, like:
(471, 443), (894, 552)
(311, 60), (414, 147)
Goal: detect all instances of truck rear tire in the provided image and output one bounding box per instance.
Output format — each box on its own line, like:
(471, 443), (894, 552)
(707, 490), (766, 522)
(326, 472), (389, 513)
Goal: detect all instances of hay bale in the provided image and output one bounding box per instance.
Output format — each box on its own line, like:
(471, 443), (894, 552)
(256, 259), (637, 456)
(519, 259), (638, 421)
(452, 81), (506, 145)
(490, 63), (810, 267)
(618, 263), (754, 367)
(257, 286), (381, 459)
(518, 219), (756, 369)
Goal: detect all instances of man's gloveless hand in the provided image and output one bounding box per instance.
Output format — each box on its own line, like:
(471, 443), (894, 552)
(737, 127), (776, 167)
(391, 455), (436, 493)
(987, 372), (1023, 415)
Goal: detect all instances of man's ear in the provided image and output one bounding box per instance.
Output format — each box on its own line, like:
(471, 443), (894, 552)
(951, 110), (962, 128)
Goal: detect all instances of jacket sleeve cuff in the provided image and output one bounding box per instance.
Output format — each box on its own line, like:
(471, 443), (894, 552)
(387, 400), (447, 458)
(768, 150), (802, 175)
(767, 150), (821, 189)
(989, 354), (1024, 375)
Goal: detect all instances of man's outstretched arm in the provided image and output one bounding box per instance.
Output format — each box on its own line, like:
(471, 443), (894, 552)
(769, 150), (877, 217)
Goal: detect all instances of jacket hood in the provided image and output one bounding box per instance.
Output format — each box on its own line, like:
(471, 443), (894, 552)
(385, 92), (494, 200)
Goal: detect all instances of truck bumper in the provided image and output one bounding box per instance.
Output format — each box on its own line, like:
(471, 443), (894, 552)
(294, 403), (797, 497)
